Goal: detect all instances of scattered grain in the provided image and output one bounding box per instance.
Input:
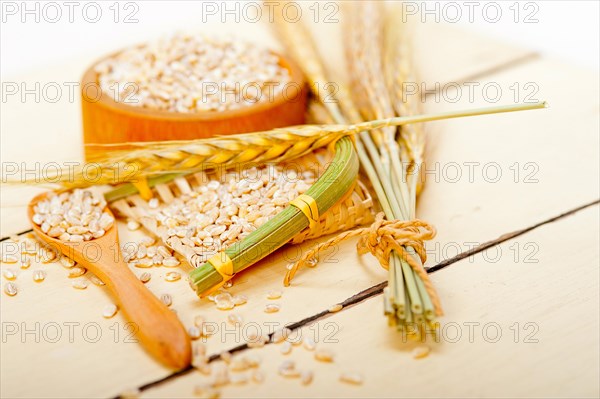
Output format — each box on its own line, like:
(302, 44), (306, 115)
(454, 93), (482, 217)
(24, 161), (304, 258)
(216, 297), (235, 311)
(32, 270), (46, 282)
(340, 371), (364, 385)
(160, 293), (173, 306)
(227, 313), (243, 326)
(4, 282), (17, 296)
(264, 303), (280, 313)
(266, 290), (282, 300)
(271, 327), (291, 344)
(303, 336), (317, 351)
(232, 294), (247, 306)
(412, 345), (430, 359)
(120, 387), (141, 399)
(315, 348), (334, 362)
(103, 304), (118, 318)
(329, 304), (343, 313)
(165, 271), (182, 282)
(139, 272), (151, 283)
(72, 279), (89, 290)
(68, 266), (87, 278)
(193, 384), (220, 398)
(162, 257), (180, 267)
(300, 370), (314, 385)
(2, 269), (17, 281)
(2, 254), (18, 264)
(280, 341), (292, 355)
(278, 360), (300, 378)
(126, 220), (141, 231)
(89, 274), (105, 286)
(20, 257), (31, 269)
(188, 326), (202, 340)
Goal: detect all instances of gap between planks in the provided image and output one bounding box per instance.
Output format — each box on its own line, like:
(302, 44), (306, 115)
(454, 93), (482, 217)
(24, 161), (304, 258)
(122, 198), (599, 398)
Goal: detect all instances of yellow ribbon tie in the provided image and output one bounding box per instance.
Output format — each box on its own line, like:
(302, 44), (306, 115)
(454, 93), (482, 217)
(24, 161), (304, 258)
(290, 194), (320, 230)
(133, 177), (153, 201)
(201, 252), (234, 297)
(208, 252), (234, 281)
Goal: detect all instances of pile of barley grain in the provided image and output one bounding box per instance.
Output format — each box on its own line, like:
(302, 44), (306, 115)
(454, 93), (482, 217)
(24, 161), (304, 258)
(32, 189), (114, 242)
(148, 165), (316, 264)
(95, 33), (291, 113)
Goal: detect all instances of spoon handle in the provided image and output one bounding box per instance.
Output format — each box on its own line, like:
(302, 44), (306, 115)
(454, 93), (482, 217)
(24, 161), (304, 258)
(96, 261), (192, 370)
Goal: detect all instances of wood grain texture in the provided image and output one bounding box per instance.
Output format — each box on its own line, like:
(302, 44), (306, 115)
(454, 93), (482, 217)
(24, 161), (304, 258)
(141, 205), (600, 398)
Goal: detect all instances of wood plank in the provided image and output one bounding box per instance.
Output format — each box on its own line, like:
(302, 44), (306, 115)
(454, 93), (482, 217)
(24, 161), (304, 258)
(418, 57), (599, 266)
(141, 204), (600, 398)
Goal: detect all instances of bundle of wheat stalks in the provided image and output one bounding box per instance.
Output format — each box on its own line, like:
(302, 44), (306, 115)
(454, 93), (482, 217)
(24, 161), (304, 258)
(273, 1), (510, 334)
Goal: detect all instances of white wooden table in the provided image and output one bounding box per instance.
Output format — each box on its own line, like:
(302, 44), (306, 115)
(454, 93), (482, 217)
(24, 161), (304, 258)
(1, 16), (598, 399)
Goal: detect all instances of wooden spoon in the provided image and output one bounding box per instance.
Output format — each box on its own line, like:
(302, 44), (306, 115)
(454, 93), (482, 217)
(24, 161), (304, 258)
(28, 192), (191, 370)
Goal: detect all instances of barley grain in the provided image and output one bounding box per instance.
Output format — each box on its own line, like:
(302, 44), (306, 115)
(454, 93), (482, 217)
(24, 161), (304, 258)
(72, 279), (89, 289)
(280, 341), (292, 355)
(278, 360), (300, 378)
(188, 326), (202, 340)
(89, 274), (105, 286)
(264, 303), (280, 313)
(315, 348), (334, 362)
(127, 220), (141, 231)
(4, 282), (17, 296)
(266, 290), (282, 300)
(139, 272), (151, 283)
(2, 254), (18, 264)
(162, 257), (180, 267)
(103, 304), (118, 318)
(68, 266), (87, 278)
(300, 370), (314, 385)
(193, 384), (220, 398)
(59, 256), (76, 268)
(271, 328), (291, 344)
(329, 304), (343, 313)
(340, 372), (364, 385)
(303, 337), (316, 351)
(3, 269), (17, 281)
(20, 257), (31, 269)
(134, 258), (154, 268)
(165, 271), (182, 282)
(227, 313), (243, 326)
(412, 345), (430, 359)
(232, 295), (247, 306)
(160, 293), (173, 306)
(32, 270), (46, 282)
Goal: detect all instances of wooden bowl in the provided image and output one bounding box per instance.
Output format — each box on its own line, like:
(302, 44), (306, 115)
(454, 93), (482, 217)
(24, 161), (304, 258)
(80, 50), (307, 158)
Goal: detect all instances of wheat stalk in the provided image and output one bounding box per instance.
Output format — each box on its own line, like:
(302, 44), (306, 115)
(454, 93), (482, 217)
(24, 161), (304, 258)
(3, 103), (545, 191)
(272, 2), (539, 333)
(344, 2), (430, 326)
(384, 4), (426, 210)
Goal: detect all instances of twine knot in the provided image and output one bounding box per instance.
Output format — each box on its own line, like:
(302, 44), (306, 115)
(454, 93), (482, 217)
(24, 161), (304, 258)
(356, 213), (435, 270)
(284, 212), (442, 316)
